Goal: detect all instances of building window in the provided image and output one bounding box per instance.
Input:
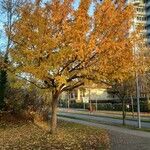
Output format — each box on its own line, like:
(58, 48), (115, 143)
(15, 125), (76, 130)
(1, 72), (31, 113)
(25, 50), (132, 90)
(137, 7), (144, 13)
(70, 92), (74, 98)
(137, 16), (146, 21)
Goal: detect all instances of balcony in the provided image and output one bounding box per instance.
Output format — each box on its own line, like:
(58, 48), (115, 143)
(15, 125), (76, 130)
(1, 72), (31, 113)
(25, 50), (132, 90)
(136, 11), (145, 15)
(135, 19), (146, 24)
(132, 0), (141, 5)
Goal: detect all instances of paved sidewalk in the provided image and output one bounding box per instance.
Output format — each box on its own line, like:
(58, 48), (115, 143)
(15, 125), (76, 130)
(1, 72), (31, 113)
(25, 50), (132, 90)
(109, 130), (150, 150)
(58, 116), (150, 150)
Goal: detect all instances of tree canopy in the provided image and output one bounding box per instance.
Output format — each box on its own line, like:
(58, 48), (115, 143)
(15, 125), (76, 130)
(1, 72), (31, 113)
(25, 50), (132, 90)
(10, 0), (134, 92)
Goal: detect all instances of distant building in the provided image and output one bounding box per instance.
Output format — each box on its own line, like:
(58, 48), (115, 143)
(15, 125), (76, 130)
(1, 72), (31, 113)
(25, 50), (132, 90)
(60, 84), (119, 104)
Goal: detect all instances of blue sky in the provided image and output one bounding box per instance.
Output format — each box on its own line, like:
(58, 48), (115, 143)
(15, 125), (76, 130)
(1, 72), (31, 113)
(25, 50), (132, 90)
(0, 0), (7, 52)
(0, 0), (95, 52)
(72, 0), (95, 15)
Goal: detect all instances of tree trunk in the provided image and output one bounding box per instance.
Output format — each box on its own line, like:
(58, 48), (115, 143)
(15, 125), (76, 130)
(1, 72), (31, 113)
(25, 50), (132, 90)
(122, 99), (126, 125)
(50, 91), (59, 134)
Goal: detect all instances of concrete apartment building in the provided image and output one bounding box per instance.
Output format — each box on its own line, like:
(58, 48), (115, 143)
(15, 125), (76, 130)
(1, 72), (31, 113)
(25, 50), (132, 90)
(128, 0), (146, 35)
(146, 0), (150, 44)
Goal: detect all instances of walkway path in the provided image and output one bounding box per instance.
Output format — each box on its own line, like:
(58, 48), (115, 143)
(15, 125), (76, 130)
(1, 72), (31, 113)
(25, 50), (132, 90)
(58, 116), (150, 150)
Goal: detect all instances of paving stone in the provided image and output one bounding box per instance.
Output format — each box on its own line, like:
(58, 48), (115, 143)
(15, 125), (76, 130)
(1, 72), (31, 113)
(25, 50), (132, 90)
(109, 131), (150, 150)
(59, 117), (150, 150)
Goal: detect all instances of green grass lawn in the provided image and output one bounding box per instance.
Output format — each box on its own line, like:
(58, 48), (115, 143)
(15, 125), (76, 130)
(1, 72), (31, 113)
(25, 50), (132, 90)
(0, 113), (109, 150)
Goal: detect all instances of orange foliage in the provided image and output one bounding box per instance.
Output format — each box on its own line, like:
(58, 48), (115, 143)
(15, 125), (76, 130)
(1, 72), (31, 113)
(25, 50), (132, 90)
(10, 0), (135, 93)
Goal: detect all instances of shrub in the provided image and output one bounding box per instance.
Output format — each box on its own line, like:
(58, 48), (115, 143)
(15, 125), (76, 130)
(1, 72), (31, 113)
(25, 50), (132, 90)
(5, 87), (50, 120)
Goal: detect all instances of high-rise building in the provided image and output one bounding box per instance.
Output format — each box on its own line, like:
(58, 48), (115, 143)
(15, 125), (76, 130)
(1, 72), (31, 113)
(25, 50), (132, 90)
(146, 0), (150, 44)
(127, 0), (146, 36)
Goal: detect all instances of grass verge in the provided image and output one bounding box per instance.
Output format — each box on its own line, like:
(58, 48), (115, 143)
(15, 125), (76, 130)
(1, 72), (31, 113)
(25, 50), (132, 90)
(59, 111), (150, 123)
(58, 114), (150, 132)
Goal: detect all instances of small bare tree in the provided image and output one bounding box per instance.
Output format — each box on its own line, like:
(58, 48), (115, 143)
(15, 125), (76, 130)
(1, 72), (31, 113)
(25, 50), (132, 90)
(110, 78), (135, 125)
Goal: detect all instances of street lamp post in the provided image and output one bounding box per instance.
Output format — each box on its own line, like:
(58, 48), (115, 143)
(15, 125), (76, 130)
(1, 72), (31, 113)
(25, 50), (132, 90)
(130, 94), (134, 118)
(132, 17), (142, 129)
(67, 91), (70, 109)
(135, 72), (141, 128)
(89, 88), (92, 113)
(96, 99), (97, 111)
(134, 49), (141, 128)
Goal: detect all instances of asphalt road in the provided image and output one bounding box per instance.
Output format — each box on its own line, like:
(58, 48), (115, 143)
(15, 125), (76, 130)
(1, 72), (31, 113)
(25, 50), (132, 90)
(58, 111), (150, 129)
(59, 108), (150, 121)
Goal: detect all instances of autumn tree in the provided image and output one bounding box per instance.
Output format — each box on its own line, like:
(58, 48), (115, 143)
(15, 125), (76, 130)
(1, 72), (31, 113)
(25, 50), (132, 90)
(9, 0), (135, 133)
(0, 0), (28, 110)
